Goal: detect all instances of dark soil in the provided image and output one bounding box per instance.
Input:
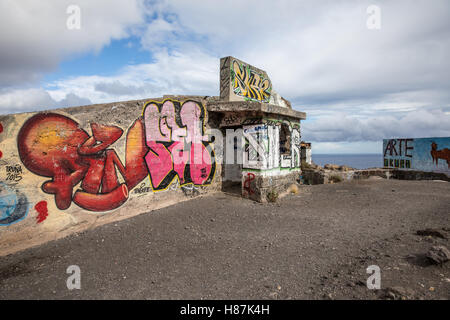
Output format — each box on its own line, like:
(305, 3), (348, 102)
(0, 179), (449, 299)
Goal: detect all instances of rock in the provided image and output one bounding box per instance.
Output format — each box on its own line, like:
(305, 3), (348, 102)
(323, 293), (333, 300)
(324, 164), (340, 170)
(426, 245), (450, 265)
(416, 228), (447, 239)
(379, 287), (415, 300)
(288, 184), (299, 194)
(355, 280), (366, 286)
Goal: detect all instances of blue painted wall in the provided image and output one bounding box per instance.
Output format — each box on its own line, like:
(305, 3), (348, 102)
(383, 137), (450, 176)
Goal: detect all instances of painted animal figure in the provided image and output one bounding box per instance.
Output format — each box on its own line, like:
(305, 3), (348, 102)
(430, 142), (450, 168)
(17, 113), (148, 211)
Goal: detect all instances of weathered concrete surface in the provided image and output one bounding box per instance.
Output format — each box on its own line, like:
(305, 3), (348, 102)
(0, 97), (222, 256)
(207, 100), (306, 120)
(302, 167), (450, 185)
(0, 179), (448, 300)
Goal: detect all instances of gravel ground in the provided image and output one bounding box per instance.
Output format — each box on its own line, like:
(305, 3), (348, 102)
(0, 179), (449, 300)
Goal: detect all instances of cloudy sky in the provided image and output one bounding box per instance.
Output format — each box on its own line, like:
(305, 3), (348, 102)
(1, 0), (449, 153)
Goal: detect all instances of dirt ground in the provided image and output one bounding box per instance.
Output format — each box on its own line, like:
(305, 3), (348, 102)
(0, 179), (449, 300)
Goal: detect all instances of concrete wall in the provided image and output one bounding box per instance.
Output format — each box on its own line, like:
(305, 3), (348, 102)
(383, 137), (450, 177)
(0, 56), (306, 255)
(302, 167), (450, 185)
(0, 97), (222, 256)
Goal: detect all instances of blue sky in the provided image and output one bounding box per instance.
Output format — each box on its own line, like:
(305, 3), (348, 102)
(43, 38), (150, 83)
(1, 0), (449, 154)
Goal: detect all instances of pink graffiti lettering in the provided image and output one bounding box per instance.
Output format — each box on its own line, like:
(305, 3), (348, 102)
(143, 99), (215, 190)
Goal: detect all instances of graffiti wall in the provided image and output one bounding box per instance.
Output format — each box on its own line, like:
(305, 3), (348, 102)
(0, 56), (306, 254)
(243, 120), (301, 172)
(383, 137), (450, 176)
(0, 98), (219, 255)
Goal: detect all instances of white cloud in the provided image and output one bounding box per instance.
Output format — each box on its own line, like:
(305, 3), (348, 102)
(303, 109), (450, 143)
(0, 88), (91, 114)
(144, 0), (450, 110)
(0, 0), (145, 86)
(311, 141), (382, 154)
(42, 49), (218, 105)
(1, 0), (449, 152)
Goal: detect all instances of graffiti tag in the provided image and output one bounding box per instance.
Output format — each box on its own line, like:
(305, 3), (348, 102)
(143, 99), (216, 191)
(231, 60), (271, 103)
(6, 165), (23, 182)
(243, 173), (255, 195)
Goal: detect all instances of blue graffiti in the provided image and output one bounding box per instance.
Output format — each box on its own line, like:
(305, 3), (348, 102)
(0, 183), (29, 226)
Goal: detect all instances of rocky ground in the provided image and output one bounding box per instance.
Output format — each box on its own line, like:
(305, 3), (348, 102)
(0, 179), (449, 300)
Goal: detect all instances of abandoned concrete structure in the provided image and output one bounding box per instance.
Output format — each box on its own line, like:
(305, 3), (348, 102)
(301, 142), (312, 165)
(216, 57), (306, 201)
(0, 56), (306, 255)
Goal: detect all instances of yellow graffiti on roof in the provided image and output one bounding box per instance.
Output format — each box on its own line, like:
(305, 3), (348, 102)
(231, 60), (271, 103)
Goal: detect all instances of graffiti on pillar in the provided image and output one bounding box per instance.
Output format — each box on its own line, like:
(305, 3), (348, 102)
(243, 172), (255, 195)
(243, 121), (301, 170)
(231, 60), (272, 103)
(17, 113), (149, 212)
(143, 99), (216, 191)
(291, 126), (301, 168)
(243, 124), (269, 169)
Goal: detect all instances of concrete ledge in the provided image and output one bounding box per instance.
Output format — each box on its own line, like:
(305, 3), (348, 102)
(206, 101), (306, 120)
(301, 168), (450, 185)
(391, 169), (450, 182)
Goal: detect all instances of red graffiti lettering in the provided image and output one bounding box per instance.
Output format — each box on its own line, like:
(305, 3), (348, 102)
(18, 113), (148, 212)
(35, 201), (48, 223)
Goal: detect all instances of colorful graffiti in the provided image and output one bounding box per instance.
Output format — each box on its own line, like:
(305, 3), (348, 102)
(17, 113), (148, 212)
(383, 137), (450, 174)
(13, 99), (216, 215)
(243, 122), (301, 170)
(243, 124), (270, 169)
(231, 60), (271, 103)
(0, 183), (29, 226)
(143, 99), (215, 190)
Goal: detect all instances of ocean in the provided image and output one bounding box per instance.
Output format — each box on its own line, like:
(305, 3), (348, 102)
(312, 154), (383, 169)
